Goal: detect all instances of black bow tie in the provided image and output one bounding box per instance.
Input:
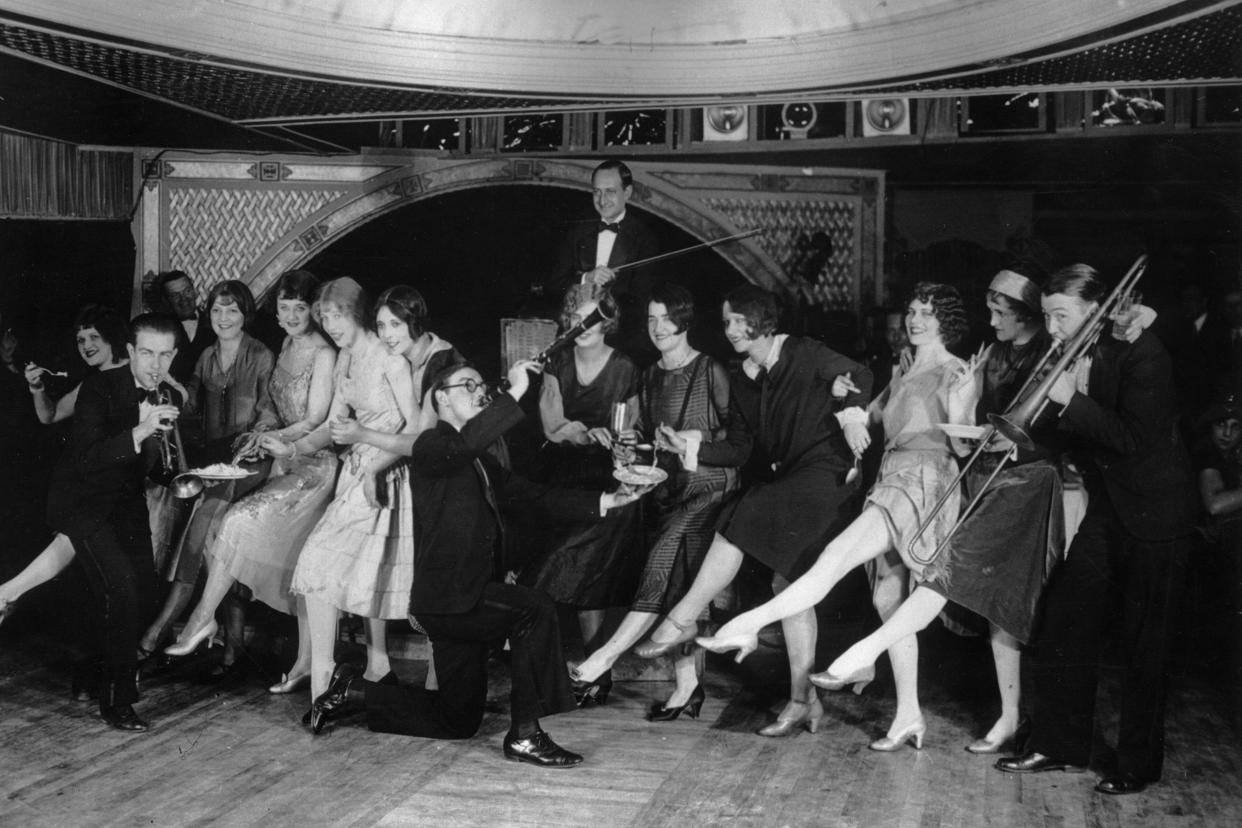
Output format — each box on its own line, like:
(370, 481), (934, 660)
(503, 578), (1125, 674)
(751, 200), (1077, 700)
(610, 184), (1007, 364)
(598, 221), (622, 234)
(136, 385), (160, 405)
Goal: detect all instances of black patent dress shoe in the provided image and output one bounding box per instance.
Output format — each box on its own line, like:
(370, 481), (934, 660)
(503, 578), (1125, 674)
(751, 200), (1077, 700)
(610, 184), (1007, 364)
(502, 729), (583, 768)
(570, 671), (612, 707)
(1095, 774), (1148, 795)
(101, 704), (149, 733)
(995, 752), (1085, 774)
(309, 663), (365, 734)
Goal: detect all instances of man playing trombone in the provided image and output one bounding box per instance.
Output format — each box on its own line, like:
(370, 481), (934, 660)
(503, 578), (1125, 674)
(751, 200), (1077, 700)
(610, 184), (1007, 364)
(997, 262), (1196, 796)
(44, 313), (185, 732)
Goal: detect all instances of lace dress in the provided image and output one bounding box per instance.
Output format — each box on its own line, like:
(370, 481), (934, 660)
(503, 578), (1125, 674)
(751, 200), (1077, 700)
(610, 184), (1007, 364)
(205, 347), (339, 615)
(291, 333), (415, 619)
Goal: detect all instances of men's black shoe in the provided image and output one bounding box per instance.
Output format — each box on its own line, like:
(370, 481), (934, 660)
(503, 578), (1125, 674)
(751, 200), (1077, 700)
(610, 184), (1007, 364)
(502, 729), (583, 768)
(101, 704), (149, 733)
(1095, 774), (1148, 795)
(995, 752), (1085, 774)
(309, 662), (365, 734)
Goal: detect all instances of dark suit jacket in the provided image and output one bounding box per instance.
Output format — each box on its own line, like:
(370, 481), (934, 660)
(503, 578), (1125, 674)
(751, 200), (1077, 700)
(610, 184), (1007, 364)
(169, 310), (216, 384)
(408, 394), (601, 615)
(549, 213), (661, 360)
(1058, 329), (1195, 541)
(46, 368), (181, 538)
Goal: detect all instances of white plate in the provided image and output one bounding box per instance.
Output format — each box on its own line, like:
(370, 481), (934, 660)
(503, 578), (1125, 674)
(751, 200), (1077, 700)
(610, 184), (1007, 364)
(188, 467), (257, 480)
(613, 466), (668, 486)
(937, 423), (987, 440)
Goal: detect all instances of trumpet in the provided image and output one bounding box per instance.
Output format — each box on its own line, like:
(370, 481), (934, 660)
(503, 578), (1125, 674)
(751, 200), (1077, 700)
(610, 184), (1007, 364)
(156, 388), (205, 499)
(905, 254), (1148, 566)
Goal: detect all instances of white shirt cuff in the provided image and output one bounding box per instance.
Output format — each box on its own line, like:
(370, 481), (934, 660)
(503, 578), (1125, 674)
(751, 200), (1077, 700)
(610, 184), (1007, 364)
(681, 432), (702, 472)
(598, 493), (608, 516)
(835, 406), (867, 427)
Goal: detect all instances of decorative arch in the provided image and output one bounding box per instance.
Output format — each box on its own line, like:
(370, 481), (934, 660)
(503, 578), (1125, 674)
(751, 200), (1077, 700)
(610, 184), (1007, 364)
(133, 153), (883, 314)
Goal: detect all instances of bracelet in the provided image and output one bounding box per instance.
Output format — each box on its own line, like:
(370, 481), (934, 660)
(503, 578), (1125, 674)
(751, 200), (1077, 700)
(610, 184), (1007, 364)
(288, 441), (298, 458)
(28, 383), (44, 393)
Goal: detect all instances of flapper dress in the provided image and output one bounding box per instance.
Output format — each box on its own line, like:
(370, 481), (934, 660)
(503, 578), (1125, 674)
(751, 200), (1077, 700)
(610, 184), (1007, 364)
(205, 345), (340, 615)
(291, 333), (414, 619)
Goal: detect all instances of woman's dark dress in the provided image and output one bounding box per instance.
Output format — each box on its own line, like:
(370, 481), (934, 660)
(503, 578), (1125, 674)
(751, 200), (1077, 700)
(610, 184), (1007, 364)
(703, 336), (870, 580)
(520, 349), (644, 608)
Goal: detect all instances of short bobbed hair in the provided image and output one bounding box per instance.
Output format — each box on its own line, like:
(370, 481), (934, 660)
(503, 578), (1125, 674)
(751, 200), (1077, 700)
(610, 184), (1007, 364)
(907, 282), (969, 348)
(274, 270), (320, 305)
(73, 304), (129, 358)
(648, 282), (696, 335)
(315, 277), (371, 331)
(559, 283), (618, 335)
(205, 280), (257, 323)
(723, 284), (781, 339)
(375, 285), (430, 339)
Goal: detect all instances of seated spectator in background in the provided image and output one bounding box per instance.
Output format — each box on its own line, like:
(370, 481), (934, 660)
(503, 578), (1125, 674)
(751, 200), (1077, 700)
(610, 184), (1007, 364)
(1194, 391), (1242, 529)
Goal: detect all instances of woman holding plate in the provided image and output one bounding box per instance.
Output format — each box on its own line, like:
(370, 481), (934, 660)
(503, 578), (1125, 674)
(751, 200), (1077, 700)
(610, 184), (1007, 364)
(570, 284), (743, 719)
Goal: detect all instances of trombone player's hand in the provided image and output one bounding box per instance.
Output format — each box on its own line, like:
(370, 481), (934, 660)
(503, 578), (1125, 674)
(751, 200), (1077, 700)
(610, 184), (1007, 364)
(135, 399), (179, 442)
(585, 266), (617, 287)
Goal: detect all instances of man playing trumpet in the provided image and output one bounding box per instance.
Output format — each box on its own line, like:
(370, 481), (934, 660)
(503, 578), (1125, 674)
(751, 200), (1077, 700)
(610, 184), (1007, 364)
(45, 313), (184, 732)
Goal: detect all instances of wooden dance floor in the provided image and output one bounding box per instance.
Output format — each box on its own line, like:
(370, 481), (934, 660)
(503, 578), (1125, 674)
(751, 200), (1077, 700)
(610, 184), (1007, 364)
(2, 619), (1240, 828)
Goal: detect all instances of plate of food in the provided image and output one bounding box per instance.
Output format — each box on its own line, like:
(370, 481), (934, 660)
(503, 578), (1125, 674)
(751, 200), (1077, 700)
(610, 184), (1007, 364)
(612, 465), (668, 487)
(937, 423), (988, 441)
(189, 463), (257, 480)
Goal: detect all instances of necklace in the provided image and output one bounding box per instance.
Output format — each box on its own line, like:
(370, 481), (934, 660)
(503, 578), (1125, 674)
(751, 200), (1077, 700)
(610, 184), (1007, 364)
(660, 347), (696, 371)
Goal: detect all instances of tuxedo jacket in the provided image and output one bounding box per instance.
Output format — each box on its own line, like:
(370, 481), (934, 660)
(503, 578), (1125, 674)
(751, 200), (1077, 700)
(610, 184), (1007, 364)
(169, 310), (216, 384)
(408, 394), (601, 615)
(1057, 329), (1196, 541)
(46, 368), (182, 538)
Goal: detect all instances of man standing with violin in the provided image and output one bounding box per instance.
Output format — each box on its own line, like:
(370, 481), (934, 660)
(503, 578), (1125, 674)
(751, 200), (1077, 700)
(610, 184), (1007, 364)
(550, 160), (660, 364)
(45, 313), (184, 732)
(997, 263), (1196, 795)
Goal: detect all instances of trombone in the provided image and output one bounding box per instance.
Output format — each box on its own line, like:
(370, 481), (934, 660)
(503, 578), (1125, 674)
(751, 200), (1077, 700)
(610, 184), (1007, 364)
(905, 254), (1148, 567)
(156, 388), (205, 499)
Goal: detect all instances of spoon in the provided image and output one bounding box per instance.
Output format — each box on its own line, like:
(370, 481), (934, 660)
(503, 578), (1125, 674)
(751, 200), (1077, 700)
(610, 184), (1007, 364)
(844, 455), (861, 485)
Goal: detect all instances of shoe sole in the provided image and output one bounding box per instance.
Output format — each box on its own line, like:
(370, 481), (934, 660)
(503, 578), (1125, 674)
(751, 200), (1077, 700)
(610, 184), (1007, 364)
(998, 764), (1085, 774)
(502, 752), (583, 768)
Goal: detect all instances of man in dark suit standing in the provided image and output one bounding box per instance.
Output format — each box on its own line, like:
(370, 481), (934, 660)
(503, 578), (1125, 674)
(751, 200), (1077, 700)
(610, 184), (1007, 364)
(310, 359), (647, 766)
(548, 160), (661, 364)
(157, 270), (214, 383)
(45, 313), (185, 732)
(997, 264), (1196, 795)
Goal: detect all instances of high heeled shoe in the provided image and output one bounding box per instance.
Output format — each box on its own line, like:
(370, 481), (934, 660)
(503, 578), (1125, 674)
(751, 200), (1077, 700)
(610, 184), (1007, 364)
(809, 663), (875, 695)
(966, 717), (1029, 754)
(695, 631), (759, 664)
(163, 619), (219, 657)
(647, 684), (705, 722)
(570, 670), (612, 707)
(634, 617), (697, 659)
(757, 696), (824, 738)
(268, 671), (312, 695)
(869, 716), (926, 752)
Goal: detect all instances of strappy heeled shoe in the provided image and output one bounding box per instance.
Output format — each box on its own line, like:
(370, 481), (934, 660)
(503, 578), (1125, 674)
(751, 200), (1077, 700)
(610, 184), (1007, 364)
(809, 663), (875, 695)
(634, 617), (697, 659)
(647, 684), (705, 722)
(695, 631), (759, 664)
(966, 717), (1029, 754)
(570, 670), (613, 707)
(163, 619), (219, 657)
(757, 696), (824, 738)
(869, 716), (926, 752)
(268, 671), (312, 695)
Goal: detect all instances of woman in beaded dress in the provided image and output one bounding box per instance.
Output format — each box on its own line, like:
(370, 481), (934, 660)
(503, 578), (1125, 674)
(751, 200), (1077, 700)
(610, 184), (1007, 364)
(285, 277), (419, 706)
(518, 283), (644, 685)
(140, 280), (278, 673)
(699, 282), (974, 751)
(569, 284), (743, 719)
(163, 271), (338, 695)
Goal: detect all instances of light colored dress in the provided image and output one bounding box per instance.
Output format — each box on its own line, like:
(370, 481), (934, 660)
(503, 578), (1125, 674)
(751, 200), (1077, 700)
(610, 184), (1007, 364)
(291, 332), (415, 619)
(865, 355), (970, 577)
(205, 345), (340, 615)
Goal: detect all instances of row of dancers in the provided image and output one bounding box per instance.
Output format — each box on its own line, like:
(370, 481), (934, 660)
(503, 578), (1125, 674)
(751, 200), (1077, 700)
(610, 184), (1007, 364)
(0, 262), (1193, 790)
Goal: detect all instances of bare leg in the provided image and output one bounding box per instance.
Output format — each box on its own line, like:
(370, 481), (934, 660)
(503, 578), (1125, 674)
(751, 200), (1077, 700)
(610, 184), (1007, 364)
(169, 559), (238, 648)
(140, 581), (196, 653)
(304, 595), (341, 699)
(646, 533), (744, 646)
(363, 616), (391, 682)
(774, 574), (816, 715)
(871, 557), (922, 738)
(287, 596), (312, 678)
(704, 508), (892, 649)
(827, 586), (947, 677)
(574, 611), (658, 682)
(986, 624), (1021, 742)
(666, 651), (701, 708)
(578, 608), (607, 655)
(0, 533), (75, 605)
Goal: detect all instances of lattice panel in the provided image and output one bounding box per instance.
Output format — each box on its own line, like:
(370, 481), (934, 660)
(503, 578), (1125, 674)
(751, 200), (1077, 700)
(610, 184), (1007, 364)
(703, 197), (857, 309)
(166, 187), (343, 292)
